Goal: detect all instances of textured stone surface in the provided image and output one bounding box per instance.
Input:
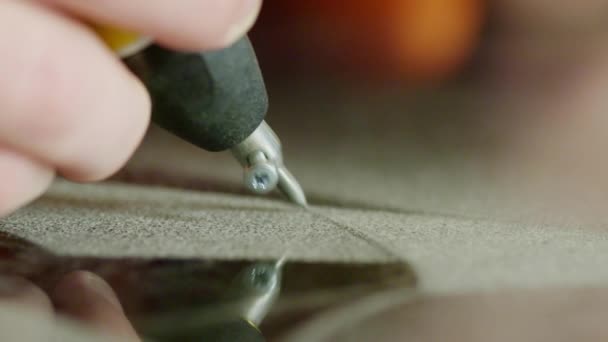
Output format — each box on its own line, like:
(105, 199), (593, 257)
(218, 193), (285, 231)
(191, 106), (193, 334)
(2, 180), (608, 295)
(1, 181), (386, 262)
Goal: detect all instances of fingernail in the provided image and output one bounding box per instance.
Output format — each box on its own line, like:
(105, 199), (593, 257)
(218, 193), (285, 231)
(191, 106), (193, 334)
(225, 0), (263, 44)
(79, 272), (122, 311)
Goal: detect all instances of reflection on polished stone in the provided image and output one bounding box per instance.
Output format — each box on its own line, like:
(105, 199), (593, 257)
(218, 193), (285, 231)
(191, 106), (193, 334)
(0, 233), (416, 340)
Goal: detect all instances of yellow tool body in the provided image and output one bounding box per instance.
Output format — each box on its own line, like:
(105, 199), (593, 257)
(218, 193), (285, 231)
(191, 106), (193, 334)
(91, 26), (152, 58)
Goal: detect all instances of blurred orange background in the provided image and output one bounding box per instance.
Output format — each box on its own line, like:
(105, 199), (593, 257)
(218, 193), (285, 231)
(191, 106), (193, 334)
(250, 0), (486, 82)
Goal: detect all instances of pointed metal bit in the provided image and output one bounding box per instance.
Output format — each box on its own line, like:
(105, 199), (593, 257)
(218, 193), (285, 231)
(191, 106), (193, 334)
(277, 167), (308, 207)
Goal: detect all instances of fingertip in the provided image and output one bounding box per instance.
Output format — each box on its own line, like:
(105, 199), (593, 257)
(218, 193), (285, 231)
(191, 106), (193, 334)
(52, 271), (139, 340)
(59, 74), (151, 182)
(221, 0), (263, 47)
(155, 0), (263, 51)
(53, 271), (123, 312)
(0, 148), (54, 217)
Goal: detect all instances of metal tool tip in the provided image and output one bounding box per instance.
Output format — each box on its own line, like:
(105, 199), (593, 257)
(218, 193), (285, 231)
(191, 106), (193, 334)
(287, 187), (308, 207)
(277, 167), (308, 207)
(231, 121), (307, 206)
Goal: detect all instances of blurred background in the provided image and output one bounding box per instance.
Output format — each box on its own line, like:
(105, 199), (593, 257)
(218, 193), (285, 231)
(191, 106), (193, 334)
(241, 0), (608, 221)
(251, 0), (485, 82)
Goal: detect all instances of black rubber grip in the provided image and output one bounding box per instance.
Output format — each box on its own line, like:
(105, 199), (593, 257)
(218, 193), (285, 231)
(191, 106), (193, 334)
(124, 37), (268, 152)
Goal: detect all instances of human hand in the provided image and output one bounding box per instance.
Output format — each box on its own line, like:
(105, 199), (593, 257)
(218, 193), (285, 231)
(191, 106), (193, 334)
(0, 0), (262, 216)
(0, 271), (139, 341)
